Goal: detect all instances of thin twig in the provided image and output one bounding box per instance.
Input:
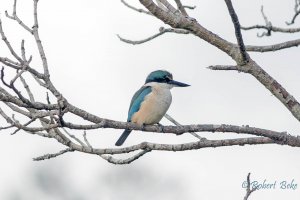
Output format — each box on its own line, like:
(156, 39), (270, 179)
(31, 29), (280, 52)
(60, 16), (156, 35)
(62, 128), (86, 146)
(32, 0), (50, 77)
(11, 117), (36, 135)
(207, 65), (238, 71)
(241, 25), (300, 34)
(224, 0), (248, 63)
(183, 5), (196, 10)
(0, 17), (23, 63)
(164, 113), (206, 140)
(33, 148), (74, 161)
(174, 0), (188, 16)
(117, 27), (189, 45)
(83, 131), (92, 148)
(1, 67), (34, 107)
(244, 173), (258, 200)
(5, 0), (33, 33)
(241, 5), (300, 36)
(20, 75), (35, 102)
(0, 125), (14, 130)
(121, 0), (152, 15)
(100, 149), (151, 165)
(286, 0), (300, 25)
(246, 39), (300, 52)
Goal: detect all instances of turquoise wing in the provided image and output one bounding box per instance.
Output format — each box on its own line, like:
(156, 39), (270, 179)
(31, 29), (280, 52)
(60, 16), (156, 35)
(127, 86), (152, 122)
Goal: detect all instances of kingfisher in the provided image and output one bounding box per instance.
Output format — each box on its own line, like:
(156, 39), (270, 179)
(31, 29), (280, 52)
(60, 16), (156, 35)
(115, 70), (190, 146)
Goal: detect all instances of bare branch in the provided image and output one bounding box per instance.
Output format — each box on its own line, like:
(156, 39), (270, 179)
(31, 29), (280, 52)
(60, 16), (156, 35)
(137, 0), (300, 123)
(62, 128), (86, 146)
(241, 6), (300, 36)
(0, 125), (14, 130)
(11, 117), (36, 135)
(164, 113), (206, 140)
(59, 118), (300, 147)
(33, 148), (74, 161)
(157, 0), (177, 14)
(0, 17), (23, 63)
(244, 173), (258, 200)
(5, 0), (33, 34)
(0, 106), (13, 124)
(117, 27), (189, 45)
(139, 0), (236, 59)
(4, 102), (31, 117)
(121, 0), (152, 15)
(62, 137), (275, 156)
(207, 65), (238, 71)
(241, 25), (300, 34)
(83, 131), (92, 148)
(0, 0), (299, 166)
(0, 56), (45, 80)
(1, 67), (35, 107)
(224, 0), (248, 63)
(259, 5), (272, 37)
(0, 91), (58, 110)
(182, 5), (196, 10)
(32, 0), (50, 77)
(10, 40), (32, 85)
(286, 11), (300, 25)
(245, 39), (300, 52)
(100, 149), (151, 165)
(286, 0), (300, 25)
(174, 0), (188, 16)
(20, 75), (35, 102)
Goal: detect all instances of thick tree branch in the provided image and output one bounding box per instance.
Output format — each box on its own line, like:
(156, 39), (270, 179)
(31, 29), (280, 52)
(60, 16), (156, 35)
(56, 137), (275, 156)
(35, 117), (300, 147)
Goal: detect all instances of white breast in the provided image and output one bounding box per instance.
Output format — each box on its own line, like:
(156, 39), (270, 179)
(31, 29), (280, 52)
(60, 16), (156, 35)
(131, 82), (172, 125)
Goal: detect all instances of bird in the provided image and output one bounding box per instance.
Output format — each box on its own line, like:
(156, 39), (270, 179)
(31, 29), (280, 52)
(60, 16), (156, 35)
(115, 70), (190, 146)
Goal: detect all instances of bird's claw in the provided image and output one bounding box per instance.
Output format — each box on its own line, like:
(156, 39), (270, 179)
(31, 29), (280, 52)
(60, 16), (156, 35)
(157, 123), (165, 133)
(141, 123), (146, 131)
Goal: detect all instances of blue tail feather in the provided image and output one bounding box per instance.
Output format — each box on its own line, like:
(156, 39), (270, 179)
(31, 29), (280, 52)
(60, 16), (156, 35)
(115, 129), (132, 146)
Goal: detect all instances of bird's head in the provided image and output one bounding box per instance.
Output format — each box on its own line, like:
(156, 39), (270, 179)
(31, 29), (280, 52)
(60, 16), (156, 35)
(145, 70), (190, 88)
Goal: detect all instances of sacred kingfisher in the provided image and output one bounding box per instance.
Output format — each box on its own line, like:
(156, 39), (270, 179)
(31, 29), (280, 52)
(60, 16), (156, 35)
(115, 70), (190, 146)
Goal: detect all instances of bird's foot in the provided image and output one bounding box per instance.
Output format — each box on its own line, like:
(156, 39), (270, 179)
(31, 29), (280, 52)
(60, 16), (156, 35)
(141, 123), (146, 131)
(156, 123), (165, 133)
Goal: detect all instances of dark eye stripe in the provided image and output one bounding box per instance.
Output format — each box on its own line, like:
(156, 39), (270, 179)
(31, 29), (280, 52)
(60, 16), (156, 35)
(145, 75), (172, 84)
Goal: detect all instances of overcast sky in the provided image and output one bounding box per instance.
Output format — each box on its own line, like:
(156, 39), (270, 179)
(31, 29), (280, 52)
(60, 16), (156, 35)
(0, 0), (299, 199)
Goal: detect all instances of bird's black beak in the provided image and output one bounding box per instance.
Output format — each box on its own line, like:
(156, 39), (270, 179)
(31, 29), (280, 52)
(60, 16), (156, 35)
(169, 80), (190, 87)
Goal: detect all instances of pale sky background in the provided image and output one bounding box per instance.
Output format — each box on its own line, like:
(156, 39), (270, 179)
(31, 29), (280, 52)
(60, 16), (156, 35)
(0, 0), (299, 199)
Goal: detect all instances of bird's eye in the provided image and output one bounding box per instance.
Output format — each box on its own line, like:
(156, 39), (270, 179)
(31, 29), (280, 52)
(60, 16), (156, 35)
(165, 76), (171, 82)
